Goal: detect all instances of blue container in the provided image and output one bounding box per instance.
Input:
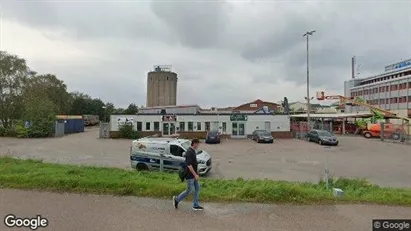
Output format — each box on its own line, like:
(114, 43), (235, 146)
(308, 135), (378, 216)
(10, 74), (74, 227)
(64, 119), (85, 134)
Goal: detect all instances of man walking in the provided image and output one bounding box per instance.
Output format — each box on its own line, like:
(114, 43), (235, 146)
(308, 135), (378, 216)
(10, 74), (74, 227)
(173, 138), (204, 211)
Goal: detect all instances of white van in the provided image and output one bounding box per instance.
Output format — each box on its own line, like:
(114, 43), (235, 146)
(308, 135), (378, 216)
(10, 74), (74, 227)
(130, 138), (212, 176)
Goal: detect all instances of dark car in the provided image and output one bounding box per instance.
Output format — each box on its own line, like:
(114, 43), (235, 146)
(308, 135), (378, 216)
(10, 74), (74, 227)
(306, 129), (338, 146)
(252, 130), (274, 143)
(205, 130), (220, 144)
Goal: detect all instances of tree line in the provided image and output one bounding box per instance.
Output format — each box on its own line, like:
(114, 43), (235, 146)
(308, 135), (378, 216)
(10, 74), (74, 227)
(0, 51), (138, 137)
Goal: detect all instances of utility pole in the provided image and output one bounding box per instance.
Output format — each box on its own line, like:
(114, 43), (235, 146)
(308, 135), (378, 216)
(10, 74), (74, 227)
(303, 30), (316, 130)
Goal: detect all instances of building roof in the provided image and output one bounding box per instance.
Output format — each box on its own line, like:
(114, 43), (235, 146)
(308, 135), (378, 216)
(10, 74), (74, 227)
(289, 101), (328, 109)
(290, 112), (373, 118)
(233, 99), (279, 110)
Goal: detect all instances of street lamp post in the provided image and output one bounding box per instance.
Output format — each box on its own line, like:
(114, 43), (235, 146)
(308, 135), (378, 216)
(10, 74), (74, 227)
(303, 30), (316, 130)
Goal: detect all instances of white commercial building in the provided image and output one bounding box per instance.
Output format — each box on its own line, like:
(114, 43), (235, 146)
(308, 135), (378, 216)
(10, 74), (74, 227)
(109, 102), (292, 138)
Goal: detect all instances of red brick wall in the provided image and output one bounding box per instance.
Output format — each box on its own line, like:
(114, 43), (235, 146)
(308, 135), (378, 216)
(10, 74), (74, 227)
(271, 131), (293, 139)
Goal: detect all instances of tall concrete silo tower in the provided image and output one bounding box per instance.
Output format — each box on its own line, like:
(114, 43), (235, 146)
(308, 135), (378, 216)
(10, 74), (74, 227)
(146, 65), (178, 107)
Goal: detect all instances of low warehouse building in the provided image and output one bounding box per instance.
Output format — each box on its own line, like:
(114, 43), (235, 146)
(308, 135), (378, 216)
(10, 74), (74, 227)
(109, 99), (292, 139)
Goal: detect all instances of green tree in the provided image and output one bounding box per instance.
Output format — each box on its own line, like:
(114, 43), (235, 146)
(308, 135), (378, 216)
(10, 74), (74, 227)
(22, 74), (71, 114)
(21, 96), (57, 137)
(123, 103), (138, 114)
(102, 102), (115, 122)
(0, 51), (29, 128)
(69, 92), (92, 115)
(114, 108), (125, 114)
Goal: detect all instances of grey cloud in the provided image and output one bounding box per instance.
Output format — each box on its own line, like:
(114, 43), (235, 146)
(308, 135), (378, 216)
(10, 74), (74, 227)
(3, 0), (411, 107)
(150, 0), (230, 49)
(241, 16), (330, 62)
(2, 1), (170, 41)
(245, 1), (411, 88)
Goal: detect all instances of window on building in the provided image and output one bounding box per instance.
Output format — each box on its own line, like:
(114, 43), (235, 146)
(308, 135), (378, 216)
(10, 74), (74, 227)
(197, 122), (202, 131)
(380, 99), (385, 104)
(408, 82), (411, 88)
(386, 86), (389, 91)
(386, 98), (389, 104)
(145, 122), (151, 130)
(391, 97), (398, 104)
(188, 122), (193, 131)
(154, 122), (160, 131)
(408, 96), (411, 103)
(222, 122), (227, 132)
(179, 122), (185, 131)
(170, 145), (185, 157)
(205, 122), (210, 131)
(399, 96), (407, 103)
(137, 122), (142, 131)
(391, 85), (398, 91)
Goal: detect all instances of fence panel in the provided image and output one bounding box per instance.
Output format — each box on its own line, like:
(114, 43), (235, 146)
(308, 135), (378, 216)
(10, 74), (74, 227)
(99, 122), (110, 138)
(380, 122), (410, 144)
(291, 122), (309, 139)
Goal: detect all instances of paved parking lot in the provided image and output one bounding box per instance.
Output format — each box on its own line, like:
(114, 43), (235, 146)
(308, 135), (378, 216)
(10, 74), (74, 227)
(1, 127), (411, 187)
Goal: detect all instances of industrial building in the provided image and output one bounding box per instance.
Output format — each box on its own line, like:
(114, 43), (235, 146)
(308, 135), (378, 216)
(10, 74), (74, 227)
(146, 65), (177, 107)
(344, 58), (411, 118)
(109, 99), (292, 139)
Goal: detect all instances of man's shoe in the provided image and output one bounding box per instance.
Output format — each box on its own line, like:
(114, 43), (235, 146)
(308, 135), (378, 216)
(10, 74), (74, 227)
(173, 196), (179, 209)
(192, 206), (204, 211)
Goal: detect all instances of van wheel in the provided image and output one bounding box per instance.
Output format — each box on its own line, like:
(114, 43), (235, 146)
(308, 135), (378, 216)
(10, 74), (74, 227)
(136, 163), (149, 171)
(392, 133), (400, 140)
(363, 132), (372, 139)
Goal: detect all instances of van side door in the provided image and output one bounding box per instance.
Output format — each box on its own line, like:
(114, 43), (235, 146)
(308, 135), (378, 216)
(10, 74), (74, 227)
(168, 145), (186, 170)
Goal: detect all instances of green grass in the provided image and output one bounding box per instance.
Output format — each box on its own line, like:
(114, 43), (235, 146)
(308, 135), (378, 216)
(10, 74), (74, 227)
(0, 156), (410, 206)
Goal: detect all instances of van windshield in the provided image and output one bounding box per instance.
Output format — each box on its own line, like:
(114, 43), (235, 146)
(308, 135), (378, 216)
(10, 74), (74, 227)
(181, 141), (202, 155)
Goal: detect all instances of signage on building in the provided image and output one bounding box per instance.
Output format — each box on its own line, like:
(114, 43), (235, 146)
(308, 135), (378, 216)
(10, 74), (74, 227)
(230, 114), (248, 121)
(249, 103), (258, 108)
(117, 117), (134, 125)
(385, 59), (411, 72)
(162, 115), (177, 121)
(262, 106), (270, 114)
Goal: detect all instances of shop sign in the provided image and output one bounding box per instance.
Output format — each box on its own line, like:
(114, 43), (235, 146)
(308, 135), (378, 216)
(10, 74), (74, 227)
(230, 114), (248, 121)
(162, 115), (177, 121)
(117, 117), (134, 125)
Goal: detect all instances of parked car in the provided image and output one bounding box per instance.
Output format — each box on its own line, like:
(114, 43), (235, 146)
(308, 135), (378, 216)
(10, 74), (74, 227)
(130, 138), (212, 176)
(205, 130), (221, 144)
(306, 129), (339, 146)
(252, 130), (274, 143)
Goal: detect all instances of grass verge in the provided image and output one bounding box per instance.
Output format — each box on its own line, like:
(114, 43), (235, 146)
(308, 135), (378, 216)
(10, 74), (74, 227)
(0, 157), (410, 206)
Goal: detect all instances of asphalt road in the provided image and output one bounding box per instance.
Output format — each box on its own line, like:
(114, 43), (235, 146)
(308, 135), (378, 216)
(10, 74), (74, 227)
(1, 127), (411, 187)
(1, 189), (410, 231)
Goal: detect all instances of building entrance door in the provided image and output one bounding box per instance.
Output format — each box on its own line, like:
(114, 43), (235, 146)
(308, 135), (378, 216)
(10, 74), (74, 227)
(232, 122), (246, 138)
(162, 123), (176, 136)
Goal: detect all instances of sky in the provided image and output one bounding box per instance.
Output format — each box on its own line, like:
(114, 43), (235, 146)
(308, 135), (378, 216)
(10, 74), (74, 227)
(1, 0), (411, 108)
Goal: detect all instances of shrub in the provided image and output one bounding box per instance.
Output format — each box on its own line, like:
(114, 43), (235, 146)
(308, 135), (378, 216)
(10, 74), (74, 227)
(119, 124), (140, 139)
(0, 126), (6, 137)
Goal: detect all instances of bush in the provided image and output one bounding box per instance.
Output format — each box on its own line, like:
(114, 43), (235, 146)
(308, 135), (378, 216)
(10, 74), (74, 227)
(15, 122), (29, 138)
(0, 126), (6, 137)
(119, 124), (140, 139)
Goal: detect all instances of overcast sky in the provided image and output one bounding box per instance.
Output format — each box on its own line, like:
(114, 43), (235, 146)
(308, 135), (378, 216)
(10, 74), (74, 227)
(2, 0), (411, 108)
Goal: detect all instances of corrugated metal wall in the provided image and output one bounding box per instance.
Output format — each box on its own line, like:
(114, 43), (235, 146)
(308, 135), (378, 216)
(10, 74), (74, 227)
(55, 115), (85, 134)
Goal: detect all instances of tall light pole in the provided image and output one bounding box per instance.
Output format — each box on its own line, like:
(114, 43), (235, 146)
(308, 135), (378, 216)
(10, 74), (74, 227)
(303, 30), (315, 130)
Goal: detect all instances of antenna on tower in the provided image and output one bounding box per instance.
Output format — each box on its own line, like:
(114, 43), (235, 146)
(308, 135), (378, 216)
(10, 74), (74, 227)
(357, 64), (362, 79)
(351, 56), (356, 79)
